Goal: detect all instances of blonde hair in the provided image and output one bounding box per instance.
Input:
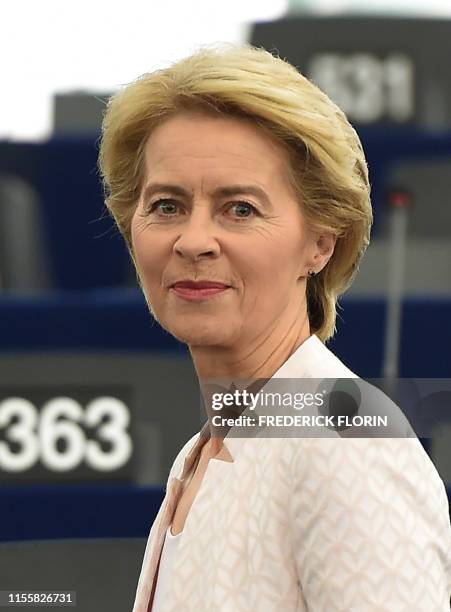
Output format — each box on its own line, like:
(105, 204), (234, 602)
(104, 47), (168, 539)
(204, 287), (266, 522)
(98, 42), (373, 343)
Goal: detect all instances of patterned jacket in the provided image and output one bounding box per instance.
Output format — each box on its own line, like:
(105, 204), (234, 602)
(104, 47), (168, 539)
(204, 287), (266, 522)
(132, 334), (451, 611)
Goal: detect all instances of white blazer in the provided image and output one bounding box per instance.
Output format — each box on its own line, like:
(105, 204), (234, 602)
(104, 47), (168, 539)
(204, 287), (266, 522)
(133, 334), (451, 611)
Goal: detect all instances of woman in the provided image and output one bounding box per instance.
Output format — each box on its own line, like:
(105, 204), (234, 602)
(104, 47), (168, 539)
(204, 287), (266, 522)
(98, 43), (451, 611)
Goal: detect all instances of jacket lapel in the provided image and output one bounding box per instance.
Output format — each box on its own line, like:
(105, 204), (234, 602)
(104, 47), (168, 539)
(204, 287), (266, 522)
(133, 423), (210, 611)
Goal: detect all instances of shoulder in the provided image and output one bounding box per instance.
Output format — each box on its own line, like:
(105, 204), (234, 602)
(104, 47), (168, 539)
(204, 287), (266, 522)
(279, 338), (442, 468)
(307, 337), (416, 437)
(285, 433), (450, 535)
(285, 434), (451, 543)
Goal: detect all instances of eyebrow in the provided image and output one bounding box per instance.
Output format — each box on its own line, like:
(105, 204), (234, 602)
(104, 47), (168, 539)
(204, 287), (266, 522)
(142, 182), (273, 210)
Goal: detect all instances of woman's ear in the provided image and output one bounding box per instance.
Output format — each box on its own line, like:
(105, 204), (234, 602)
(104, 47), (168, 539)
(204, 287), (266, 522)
(308, 231), (337, 275)
(317, 231), (337, 261)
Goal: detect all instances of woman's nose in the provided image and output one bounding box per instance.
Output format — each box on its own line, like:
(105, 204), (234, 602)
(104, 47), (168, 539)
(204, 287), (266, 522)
(173, 208), (220, 261)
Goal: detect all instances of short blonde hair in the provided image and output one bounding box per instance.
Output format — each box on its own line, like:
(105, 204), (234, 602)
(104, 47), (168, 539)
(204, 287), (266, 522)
(98, 42), (373, 343)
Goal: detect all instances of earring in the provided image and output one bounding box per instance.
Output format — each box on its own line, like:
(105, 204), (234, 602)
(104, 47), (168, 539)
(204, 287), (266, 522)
(308, 270), (316, 278)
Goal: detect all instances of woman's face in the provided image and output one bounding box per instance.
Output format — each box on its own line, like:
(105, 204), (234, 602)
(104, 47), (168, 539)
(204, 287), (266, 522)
(131, 110), (320, 348)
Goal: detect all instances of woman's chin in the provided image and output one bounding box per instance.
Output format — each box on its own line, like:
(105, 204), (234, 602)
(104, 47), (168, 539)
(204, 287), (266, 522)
(164, 320), (236, 347)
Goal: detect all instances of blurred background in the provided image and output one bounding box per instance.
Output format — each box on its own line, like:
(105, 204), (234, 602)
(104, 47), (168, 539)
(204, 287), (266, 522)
(1, 1), (451, 609)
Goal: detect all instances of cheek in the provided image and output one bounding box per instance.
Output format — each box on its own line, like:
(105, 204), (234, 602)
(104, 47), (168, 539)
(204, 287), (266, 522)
(130, 220), (165, 285)
(130, 214), (144, 263)
(235, 250), (293, 309)
(249, 237), (303, 286)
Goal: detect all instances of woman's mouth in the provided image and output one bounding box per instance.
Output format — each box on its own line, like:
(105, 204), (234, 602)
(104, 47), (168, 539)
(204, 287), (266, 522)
(170, 281), (231, 302)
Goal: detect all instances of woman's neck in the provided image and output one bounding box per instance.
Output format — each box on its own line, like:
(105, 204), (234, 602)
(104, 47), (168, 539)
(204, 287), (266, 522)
(190, 310), (311, 381)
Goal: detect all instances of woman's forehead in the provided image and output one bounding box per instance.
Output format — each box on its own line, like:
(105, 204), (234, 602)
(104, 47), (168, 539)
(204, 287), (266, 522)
(146, 110), (289, 154)
(142, 111), (293, 186)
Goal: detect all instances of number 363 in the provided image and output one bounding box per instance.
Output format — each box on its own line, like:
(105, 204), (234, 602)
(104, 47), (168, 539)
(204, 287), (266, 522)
(0, 397), (132, 472)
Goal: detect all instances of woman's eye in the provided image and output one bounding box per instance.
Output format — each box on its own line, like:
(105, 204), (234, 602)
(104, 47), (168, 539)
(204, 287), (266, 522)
(227, 201), (258, 220)
(148, 199), (179, 215)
